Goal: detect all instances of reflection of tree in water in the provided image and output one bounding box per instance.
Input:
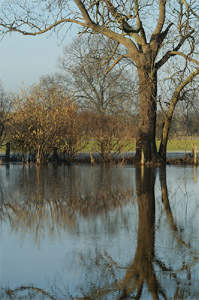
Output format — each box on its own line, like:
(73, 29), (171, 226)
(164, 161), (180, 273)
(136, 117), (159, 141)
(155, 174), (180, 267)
(0, 165), (134, 243)
(74, 167), (198, 300)
(0, 164), (134, 203)
(81, 167), (160, 299)
(1, 166), (199, 300)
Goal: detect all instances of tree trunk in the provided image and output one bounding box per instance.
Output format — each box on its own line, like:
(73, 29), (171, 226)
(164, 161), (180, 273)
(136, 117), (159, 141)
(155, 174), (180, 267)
(36, 145), (47, 165)
(135, 68), (158, 163)
(158, 117), (171, 161)
(52, 147), (58, 163)
(5, 142), (10, 162)
(158, 95), (177, 161)
(36, 144), (49, 164)
(36, 145), (42, 165)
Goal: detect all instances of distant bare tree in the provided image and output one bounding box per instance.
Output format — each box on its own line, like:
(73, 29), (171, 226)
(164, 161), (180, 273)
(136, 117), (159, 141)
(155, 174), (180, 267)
(0, 81), (12, 148)
(57, 35), (138, 116)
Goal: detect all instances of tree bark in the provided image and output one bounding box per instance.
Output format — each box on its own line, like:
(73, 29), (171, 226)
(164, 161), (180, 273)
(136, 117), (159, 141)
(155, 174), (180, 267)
(135, 68), (158, 163)
(159, 117), (171, 161)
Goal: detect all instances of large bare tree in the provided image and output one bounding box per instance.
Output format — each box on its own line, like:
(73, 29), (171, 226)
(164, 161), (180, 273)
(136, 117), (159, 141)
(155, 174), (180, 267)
(0, 0), (199, 162)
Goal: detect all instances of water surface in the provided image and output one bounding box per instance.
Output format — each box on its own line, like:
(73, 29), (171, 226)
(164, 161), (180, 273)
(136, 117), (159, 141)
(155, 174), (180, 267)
(0, 164), (198, 299)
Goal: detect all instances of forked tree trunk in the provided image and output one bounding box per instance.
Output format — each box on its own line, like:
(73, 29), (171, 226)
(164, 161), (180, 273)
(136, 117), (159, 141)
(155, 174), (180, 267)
(135, 68), (158, 163)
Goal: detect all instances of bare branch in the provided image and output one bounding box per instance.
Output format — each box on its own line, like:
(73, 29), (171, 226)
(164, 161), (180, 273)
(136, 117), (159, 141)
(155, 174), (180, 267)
(74, 0), (94, 25)
(166, 68), (199, 122)
(155, 29), (195, 69)
(103, 0), (144, 45)
(105, 54), (129, 75)
(180, 0), (199, 19)
(4, 285), (57, 300)
(134, 0), (147, 45)
(0, 18), (87, 36)
(152, 0), (167, 36)
(101, 42), (120, 65)
(169, 51), (199, 66)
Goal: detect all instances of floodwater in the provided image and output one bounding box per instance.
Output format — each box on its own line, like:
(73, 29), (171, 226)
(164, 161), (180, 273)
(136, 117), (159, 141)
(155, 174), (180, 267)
(0, 164), (198, 300)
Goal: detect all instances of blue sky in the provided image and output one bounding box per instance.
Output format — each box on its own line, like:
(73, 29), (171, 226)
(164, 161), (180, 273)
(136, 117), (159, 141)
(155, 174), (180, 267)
(0, 29), (77, 93)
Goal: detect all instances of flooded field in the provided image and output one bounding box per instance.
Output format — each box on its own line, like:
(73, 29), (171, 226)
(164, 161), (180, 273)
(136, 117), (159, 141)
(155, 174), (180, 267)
(0, 164), (198, 299)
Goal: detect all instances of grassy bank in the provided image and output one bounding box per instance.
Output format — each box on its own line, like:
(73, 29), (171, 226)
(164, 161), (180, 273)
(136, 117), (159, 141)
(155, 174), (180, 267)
(83, 138), (199, 152)
(1, 138), (199, 154)
(157, 139), (199, 152)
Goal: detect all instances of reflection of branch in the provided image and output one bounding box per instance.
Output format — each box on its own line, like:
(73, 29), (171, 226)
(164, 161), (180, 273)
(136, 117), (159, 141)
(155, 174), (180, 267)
(160, 168), (195, 249)
(135, 279), (144, 299)
(3, 285), (56, 300)
(0, 182), (4, 204)
(161, 171), (178, 232)
(155, 258), (173, 272)
(1, 189), (132, 244)
(101, 251), (126, 270)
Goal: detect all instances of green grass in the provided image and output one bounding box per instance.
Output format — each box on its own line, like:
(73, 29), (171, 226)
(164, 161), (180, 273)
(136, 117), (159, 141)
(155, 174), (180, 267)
(83, 138), (199, 152)
(157, 139), (199, 152)
(1, 138), (199, 154)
